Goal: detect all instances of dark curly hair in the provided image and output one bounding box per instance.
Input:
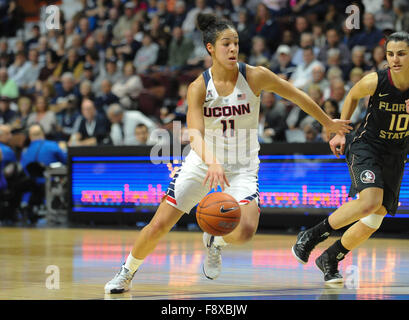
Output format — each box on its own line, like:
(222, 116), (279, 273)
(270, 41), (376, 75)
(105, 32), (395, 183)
(196, 13), (236, 55)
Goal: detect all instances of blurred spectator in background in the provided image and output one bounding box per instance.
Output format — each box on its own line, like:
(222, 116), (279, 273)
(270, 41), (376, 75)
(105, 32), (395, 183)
(270, 44), (296, 81)
(292, 15), (311, 44)
(349, 12), (384, 51)
(53, 72), (80, 106)
(20, 124), (67, 224)
(0, 67), (18, 99)
(133, 32), (160, 74)
(229, 0), (248, 25)
(19, 48), (42, 94)
(78, 80), (96, 106)
(303, 123), (322, 142)
(307, 83), (324, 107)
(290, 46), (323, 89)
(116, 29), (141, 63)
(55, 94), (81, 142)
(304, 63), (329, 95)
(322, 98), (340, 119)
(312, 23), (326, 48)
(328, 78), (347, 113)
(27, 95), (57, 139)
(80, 62), (97, 84)
(346, 67), (364, 91)
(53, 47), (84, 81)
(324, 48), (342, 71)
(133, 123), (156, 146)
(291, 32), (319, 66)
(112, 62), (143, 109)
(167, 0), (187, 29)
(12, 96), (33, 132)
(248, 36), (270, 67)
(26, 25), (41, 50)
(38, 49), (59, 82)
(261, 91), (287, 143)
(253, 3), (280, 51)
(167, 26), (194, 71)
(375, 0), (396, 31)
(0, 96), (17, 125)
(113, 1), (140, 43)
(370, 45), (387, 71)
(94, 79), (120, 114)
(0, 39), (13, 68)
(317, 27), (351, 67)
(393, 0), (409, 32)
(182, 0), (213, 36)
(93, 56), (123, 93)
(235, 8), (254, 59)
(0, 0), (22, 37)
(0, 124), (16, 166)
(160, 82), (188, 126)
(342, 45), (372, 81)
(7, 51), (30, 89)
(106, 103), (157, 146)
(69, 99), (110, 146)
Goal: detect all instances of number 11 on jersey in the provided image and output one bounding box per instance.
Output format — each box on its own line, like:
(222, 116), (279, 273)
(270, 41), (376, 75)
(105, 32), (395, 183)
(221, 119), (235, 137)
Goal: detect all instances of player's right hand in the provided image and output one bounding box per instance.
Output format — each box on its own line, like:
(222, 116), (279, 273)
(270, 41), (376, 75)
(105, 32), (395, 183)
(329, 134), (346, 158)
(203, 163), (230, 192)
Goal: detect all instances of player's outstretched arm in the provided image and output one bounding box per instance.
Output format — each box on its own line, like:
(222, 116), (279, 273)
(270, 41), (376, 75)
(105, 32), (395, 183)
(248, 65), (353, 136)
(329, 72), (378, 157)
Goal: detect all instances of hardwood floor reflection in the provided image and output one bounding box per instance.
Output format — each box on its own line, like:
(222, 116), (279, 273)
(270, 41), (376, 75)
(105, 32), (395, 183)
(1, 227), (409, 300)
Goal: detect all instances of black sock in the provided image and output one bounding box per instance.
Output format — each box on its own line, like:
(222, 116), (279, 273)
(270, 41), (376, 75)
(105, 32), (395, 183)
(309, 217), (334, 239)
(326, 239), (350, 261)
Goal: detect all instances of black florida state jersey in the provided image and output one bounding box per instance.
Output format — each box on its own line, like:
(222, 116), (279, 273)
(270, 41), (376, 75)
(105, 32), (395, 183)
(353, 68), (409, 155)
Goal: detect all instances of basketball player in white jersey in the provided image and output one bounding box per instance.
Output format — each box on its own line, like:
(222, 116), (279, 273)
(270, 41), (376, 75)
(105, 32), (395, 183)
(104, 13), (352, 294)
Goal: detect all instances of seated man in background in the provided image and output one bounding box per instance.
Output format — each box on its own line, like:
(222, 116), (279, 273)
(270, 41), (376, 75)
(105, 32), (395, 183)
(20, 124), (67, 223)
(106, 103), (157, 146)
(69, 99), (111, 146)
(0, 124), (16, 166)
(0, 124), (18, 223)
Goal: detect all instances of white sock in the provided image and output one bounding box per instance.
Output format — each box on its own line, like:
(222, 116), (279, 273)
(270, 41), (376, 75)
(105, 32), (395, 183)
(124, 252), (144, 274)
(213, 236), (228, 247)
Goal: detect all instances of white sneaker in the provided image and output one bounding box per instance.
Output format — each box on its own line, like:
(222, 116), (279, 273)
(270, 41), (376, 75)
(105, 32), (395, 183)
(202, 232), (224, 280)
(104, 265), (135, 294)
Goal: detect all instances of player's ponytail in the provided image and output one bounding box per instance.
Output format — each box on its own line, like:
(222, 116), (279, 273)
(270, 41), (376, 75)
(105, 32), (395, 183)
(196, 13), (235, 55)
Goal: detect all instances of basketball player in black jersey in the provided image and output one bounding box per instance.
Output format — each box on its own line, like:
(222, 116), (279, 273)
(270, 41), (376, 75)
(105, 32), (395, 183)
(292, 31), (409, 285)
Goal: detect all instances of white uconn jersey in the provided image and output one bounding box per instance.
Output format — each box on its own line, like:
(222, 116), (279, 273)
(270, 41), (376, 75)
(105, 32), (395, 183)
(198, 62), (261, 169)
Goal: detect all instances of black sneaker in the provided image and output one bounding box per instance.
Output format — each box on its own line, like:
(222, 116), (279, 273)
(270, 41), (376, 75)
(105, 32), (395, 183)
(315, 251), (344, 284)
(292, 229), (326, 264)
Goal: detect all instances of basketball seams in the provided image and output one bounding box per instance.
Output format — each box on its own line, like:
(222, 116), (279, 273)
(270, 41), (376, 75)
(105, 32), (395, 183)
(198, 200), (238, 209)
(197, 212), (240, 219)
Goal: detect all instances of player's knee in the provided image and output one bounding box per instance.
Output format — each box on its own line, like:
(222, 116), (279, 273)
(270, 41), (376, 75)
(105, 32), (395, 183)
(360, 213), (385, 230)
(237, 222), (257, 243)
(359, 199), (383, 218)
(146, 220), (170, 239)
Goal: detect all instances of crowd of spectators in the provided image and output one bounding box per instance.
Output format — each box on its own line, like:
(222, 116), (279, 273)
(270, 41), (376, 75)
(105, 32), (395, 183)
(0, 0), (405, 149)
(0, 0), (407, 223)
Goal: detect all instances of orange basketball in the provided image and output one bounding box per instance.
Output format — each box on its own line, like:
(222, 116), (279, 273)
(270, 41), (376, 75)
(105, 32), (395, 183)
(196, 192), (241, 236)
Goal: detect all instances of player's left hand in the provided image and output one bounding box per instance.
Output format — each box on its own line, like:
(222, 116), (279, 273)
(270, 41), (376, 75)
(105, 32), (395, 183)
(405, 99), (409, 114)
(325, 119), (353, 137)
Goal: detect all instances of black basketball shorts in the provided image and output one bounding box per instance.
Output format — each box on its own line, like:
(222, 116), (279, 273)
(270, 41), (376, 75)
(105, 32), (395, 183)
(344, 134), (406, 216)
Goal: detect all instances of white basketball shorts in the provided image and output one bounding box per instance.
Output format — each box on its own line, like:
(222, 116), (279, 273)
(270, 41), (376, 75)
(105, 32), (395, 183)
(165, 151), (260, 214)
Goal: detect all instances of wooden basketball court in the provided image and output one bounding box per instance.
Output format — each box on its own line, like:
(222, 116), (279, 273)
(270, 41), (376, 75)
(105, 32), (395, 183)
(1, 227), (409, 300)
